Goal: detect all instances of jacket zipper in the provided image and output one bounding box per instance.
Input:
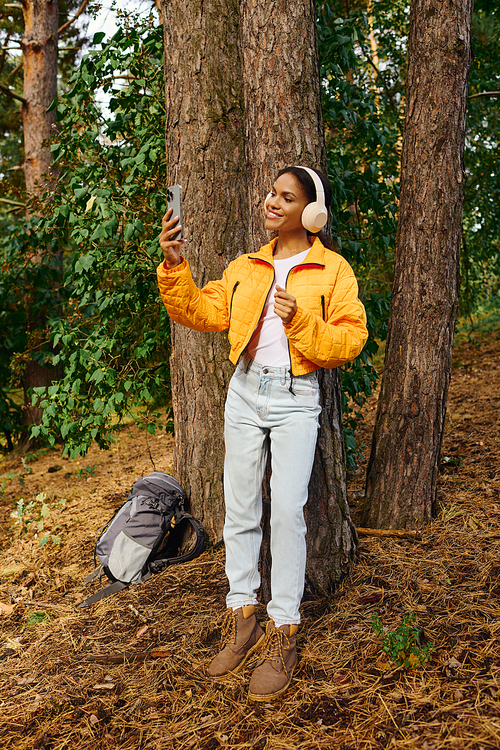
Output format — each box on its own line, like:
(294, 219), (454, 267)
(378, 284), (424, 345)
(284, 262), (324, 376)
(239, 260), (275, 357)
(321, 295), (326, 321)
(285, 267), (295, 377)
(229, 281), (240, 322)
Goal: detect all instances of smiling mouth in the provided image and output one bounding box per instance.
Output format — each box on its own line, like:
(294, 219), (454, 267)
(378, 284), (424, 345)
(266, 211), (282, 219)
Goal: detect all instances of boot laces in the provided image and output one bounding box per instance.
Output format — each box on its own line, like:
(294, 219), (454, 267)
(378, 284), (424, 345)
(261, 627), (291, 675)
(219, 609), (237, 648)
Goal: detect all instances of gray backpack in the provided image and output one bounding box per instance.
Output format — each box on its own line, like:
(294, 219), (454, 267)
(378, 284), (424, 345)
(80, 472), (205, 608)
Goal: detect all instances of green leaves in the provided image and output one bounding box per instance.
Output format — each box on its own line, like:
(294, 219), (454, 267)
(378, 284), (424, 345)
(15, 15), (172, 457)
(318, 5), (399, 469)
(10, 491), (63, 547)
(124, 223), (135, 242)
(372, 613), (434, 668)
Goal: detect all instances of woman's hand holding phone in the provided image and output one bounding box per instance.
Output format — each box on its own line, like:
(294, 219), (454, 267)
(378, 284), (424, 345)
(160, 208), (185, 269)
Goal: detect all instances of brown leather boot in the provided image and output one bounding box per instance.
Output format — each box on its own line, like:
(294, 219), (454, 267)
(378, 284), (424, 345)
(207, 606), (265, 679)
(248, 620), (298, 701)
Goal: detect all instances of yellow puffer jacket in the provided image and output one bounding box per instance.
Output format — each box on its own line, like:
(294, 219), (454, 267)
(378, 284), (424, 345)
(157, 236), (368, 375)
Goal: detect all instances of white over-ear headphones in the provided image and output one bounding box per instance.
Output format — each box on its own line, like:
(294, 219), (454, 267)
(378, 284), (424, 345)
(264, 166), (328, 234)
(295, 166), (328, 233)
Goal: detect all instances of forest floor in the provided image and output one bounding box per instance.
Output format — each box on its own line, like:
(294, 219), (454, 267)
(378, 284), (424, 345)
(0, 321), (499, 750)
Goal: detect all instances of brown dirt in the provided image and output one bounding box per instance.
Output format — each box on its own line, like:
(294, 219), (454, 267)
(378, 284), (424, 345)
(0, 325), (499, 749)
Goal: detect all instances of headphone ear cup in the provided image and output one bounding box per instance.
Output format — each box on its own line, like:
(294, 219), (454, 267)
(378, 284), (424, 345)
(301, 202), (328, 233)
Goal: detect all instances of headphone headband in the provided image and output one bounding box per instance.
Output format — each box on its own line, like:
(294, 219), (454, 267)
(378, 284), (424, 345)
(294, 165), (328, 234)
(295, 165), (325, 206)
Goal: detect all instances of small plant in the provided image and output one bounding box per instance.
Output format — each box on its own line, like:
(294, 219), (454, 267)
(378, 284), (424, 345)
(372, 612), (434, 667)
(21, 457), (34, 475)
(10, 492), (62, 546)
(440, 455), (463, 468)
(75, 465), (96, 479)
(0, 470), (16, 496)
(1, 458), (38, 495)
(25, 610), (51, 627)
(24, 449), (49, 462)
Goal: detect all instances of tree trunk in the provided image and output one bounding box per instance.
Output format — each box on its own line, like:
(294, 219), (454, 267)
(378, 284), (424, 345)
(362, 0), (473, 529)
(20, 0), (60, 435)
(240, 0), (356, 596)
(161, 0), (249, 542)
(162, 0), (357, 593)
(21, 0), (58, 198)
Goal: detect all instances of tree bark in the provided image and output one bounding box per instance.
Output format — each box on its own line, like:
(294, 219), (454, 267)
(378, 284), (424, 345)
(362, 0), (473, 529)
(161, 0), (248, 542)
(21, 0), (58, 198)
(19, 0), (60, 435)
(162, 0), (357, 593)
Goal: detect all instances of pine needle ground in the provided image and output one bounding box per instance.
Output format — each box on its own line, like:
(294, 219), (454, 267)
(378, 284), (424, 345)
(0, 329), (499, 749)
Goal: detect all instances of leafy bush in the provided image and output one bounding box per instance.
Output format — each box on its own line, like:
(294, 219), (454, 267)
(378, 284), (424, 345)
(26, 15), (172, 457)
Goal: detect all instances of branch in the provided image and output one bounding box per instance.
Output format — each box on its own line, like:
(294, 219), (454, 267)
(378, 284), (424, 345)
(8, 62), (23, 78)
(0, 198), (26, 207)
(0, 33), (8, 78)
(468, 90), (500, 100)
(356, 527), (422, 541)
(0, 82), (26, 104)
(360, 49), (398, 114)
(58, 0), (89, 36)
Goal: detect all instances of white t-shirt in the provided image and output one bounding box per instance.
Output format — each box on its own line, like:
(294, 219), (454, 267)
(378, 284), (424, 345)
(247, 248), (311, 367)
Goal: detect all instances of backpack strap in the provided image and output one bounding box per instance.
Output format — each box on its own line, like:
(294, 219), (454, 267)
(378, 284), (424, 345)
(84, 565), (104, 584)
(78, 580), (129, 609)
(149, 512), (205, 574)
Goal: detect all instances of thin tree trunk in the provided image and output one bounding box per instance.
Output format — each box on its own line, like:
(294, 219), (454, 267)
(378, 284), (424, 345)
(21, 0), (58, 198)
(240, 0), (356, 596)
(20, 0), (60, 434)
(362, 0), (473, 529)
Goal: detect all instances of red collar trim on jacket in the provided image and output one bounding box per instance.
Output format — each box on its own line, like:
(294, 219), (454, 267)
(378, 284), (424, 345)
(247, 236), (327, 267)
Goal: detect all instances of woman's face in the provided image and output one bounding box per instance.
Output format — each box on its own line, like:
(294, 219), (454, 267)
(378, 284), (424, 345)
(264, 173), (309, 234)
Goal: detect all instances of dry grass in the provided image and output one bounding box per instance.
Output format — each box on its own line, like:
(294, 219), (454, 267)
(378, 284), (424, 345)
(0, 330), (499, 749)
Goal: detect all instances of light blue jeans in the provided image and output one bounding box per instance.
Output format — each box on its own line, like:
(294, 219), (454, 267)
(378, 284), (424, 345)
(223, 356), (321, 624)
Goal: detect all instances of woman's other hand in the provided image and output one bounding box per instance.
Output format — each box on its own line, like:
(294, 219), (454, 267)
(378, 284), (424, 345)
(274, 285), (297, 324)
(159, 208), (185, 268)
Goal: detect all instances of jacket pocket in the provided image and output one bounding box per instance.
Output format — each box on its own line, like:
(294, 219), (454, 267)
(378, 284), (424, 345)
(229, 281), (240, 322)
(321, 295), (326, 321)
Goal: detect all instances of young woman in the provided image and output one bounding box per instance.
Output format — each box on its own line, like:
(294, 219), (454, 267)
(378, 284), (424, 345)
(158, 166), (368, 701)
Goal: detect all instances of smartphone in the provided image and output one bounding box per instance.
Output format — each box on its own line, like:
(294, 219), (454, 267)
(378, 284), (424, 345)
(166, 184), (183, 240)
